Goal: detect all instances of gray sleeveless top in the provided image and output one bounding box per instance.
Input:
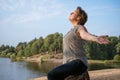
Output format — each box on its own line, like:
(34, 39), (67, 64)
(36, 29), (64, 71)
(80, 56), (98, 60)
(63, 25), (88, 66)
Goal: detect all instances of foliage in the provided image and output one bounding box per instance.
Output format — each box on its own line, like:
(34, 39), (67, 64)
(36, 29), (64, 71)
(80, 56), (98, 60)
(113, 54), (120, 61)
(116, 42), (120, 53)
(40, 54), (51, 62)
(85, 36), (119, 60)
(17, 50), (24, 57)
(0, 33), (120, 61)
(10, 54), (16, 61)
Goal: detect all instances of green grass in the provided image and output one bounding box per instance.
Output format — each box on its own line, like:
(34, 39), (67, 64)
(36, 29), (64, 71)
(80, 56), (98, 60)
(88, 60), (105, 64)
(88, 60), (120, 64)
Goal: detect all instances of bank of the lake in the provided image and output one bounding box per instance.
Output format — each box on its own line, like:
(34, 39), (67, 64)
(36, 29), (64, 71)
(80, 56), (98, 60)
(25, 53), (120, 64)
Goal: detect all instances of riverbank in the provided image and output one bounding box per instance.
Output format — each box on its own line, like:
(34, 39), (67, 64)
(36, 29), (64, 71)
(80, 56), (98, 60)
(25, 53), (120, 64)
(25, 53), (63, 63)
(31, 69), (120, 80)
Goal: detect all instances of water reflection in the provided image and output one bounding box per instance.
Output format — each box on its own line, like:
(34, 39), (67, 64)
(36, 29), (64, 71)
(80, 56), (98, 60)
(25, 61), (61, 73)
(26, 61), (120, 73)
(88, 62), (120, 71)
(0, 58), (120, 80)
(0, 58), (46, 80)
(88, 63), (111, 70)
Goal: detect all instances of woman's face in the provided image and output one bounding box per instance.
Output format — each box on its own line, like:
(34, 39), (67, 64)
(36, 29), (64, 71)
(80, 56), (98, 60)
(69, 10), (78, 22)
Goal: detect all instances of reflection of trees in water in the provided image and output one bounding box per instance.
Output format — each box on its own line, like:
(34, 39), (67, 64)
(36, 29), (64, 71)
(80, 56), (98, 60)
(88, 63), (120, 71)
(25, 62), (40, 71)
(106, 62), (120, 68)
(25, 61), (120, 74)
(88, 63), (110, 71)
(38, 61), (61, 73)
(25, 61), (61, 74)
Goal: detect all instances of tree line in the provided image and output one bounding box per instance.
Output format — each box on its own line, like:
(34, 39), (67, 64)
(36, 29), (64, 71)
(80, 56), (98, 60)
(85, 36), (120, 60)
(0, 32), (63, 58)
(0, 32), (120, 60)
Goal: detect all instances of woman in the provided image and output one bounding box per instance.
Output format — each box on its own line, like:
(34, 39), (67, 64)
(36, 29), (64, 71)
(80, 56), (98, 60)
(47, 6), (109, 80)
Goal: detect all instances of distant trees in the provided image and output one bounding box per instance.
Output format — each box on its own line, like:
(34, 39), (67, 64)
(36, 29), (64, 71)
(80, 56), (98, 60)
(21, 32), (63, 57)
(0, 45), (15, 57)
(85, 36), (120, 60)
(0, 32), (120, 61)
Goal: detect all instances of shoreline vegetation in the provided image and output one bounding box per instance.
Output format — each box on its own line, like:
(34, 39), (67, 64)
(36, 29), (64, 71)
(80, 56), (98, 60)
(1, 35), (120, 63)
(25, 53), (120, 63)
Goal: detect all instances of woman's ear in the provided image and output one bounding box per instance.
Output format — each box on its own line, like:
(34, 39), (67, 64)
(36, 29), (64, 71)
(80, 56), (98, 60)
(77, 16), (81, 21)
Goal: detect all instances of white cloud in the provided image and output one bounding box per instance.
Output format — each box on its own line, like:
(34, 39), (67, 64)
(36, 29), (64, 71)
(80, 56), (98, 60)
(0, 0), (65, 25)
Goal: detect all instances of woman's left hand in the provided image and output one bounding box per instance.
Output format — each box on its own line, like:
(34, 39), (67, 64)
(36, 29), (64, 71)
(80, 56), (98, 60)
(97, 35), (110, 44)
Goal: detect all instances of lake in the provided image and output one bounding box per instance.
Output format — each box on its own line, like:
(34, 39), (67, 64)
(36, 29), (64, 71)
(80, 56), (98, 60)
(0, 58), (120, 80)
(0, 58), (46, 80)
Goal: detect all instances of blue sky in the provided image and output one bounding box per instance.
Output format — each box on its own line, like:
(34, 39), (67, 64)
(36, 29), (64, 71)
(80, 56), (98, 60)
(0, 0), (120, 46)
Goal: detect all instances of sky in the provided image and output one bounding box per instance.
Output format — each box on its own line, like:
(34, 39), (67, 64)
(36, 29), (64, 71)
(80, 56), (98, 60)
(0, 0), (120, 47)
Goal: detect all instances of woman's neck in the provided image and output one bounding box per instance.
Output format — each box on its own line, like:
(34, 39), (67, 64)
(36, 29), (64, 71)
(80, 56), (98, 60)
(71, 22), (78, 27)
(73, 24), (78, 27)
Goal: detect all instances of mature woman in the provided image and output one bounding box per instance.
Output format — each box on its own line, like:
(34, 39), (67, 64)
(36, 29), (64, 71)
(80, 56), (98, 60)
(47, 6), (109, 80)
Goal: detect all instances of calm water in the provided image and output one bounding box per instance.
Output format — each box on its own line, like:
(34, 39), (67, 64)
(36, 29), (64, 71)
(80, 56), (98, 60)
(0, 58), (120, 80)
(0, 58), (47, 80)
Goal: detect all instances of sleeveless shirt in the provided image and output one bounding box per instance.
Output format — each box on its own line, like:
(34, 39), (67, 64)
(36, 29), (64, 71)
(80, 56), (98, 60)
(63, 25), (88, 66)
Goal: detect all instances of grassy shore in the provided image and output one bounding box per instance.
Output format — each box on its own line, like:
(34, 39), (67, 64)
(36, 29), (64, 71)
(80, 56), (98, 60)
(25, 53), (120, 64)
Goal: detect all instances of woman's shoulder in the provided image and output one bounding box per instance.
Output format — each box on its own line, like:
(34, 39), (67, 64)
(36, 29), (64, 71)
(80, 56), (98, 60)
(76, 25), (88, 32)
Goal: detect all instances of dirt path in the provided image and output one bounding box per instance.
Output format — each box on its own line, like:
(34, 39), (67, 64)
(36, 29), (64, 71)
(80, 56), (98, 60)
(89, 69), (120, 80)
(31, 69), (120, 80)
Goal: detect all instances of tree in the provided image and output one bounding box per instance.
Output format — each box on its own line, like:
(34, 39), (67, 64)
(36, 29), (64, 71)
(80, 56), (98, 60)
(113, 54), (120, 61)
(85, 41), (99, 59)
(15, 42), (26, 53)
(85, 36), (119, 60)
(31, 41), (39, 55)
(24, 45), (32, 57)
(44, 34), (54, 52)
(17, 50), (24, 57)
(0, 45), (6, 52)
(116, 42), (120, 53)
(106, 36), (119, 59)
(37, 37), (44, 53)
(24, 38), (37, 56)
